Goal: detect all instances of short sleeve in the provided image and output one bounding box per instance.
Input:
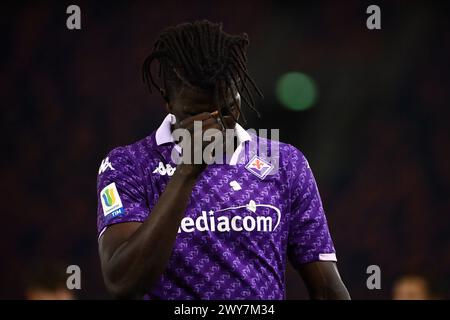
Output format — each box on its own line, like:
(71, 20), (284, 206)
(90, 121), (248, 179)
(287, 147), (337, 267)
(96, 147), (149, 237)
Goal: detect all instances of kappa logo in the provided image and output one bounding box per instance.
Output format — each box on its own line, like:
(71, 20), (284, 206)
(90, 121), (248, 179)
(153, 162), (176, 176)
(98, 157), (115, 175)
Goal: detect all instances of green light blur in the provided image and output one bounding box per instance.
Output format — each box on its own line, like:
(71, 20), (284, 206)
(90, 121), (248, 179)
(276, 72), (318, 111)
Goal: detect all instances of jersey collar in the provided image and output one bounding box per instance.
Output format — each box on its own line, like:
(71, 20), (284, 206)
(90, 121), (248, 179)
(155, 113), (251, 165)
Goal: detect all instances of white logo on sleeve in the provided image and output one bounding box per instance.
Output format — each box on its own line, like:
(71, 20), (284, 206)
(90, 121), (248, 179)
(153, 162), (176, 176)
(98, 157), (115, 175)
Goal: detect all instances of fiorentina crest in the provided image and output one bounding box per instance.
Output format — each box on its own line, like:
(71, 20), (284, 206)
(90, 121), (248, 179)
(245, 155), (274, 180)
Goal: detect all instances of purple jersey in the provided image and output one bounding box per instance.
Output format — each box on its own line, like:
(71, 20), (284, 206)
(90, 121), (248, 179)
(97, 114), (337, 300)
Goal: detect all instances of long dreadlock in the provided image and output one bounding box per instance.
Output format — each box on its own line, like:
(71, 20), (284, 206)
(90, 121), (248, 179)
(142, 20), (263, 124)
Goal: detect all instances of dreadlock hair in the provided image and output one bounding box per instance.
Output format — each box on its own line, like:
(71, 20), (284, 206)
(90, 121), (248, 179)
(142, 20), (263, 124)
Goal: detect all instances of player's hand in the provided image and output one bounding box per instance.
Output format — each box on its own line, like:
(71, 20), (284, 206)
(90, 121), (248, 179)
(175, 111), (224, 176)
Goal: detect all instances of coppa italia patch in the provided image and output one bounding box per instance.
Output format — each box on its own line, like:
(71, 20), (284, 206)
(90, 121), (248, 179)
(244, 155), (274, 179)
(100, 182), (125, 219)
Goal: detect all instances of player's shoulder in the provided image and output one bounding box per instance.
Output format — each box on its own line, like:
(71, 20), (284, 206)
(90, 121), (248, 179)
(277, 141), (309, 174)
(245, 131), (309, 179)
(247, 130), (306, 163)
(98, 131), (161, 175)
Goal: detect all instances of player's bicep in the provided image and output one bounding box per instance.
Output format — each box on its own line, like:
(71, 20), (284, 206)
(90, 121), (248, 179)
(98, 222), (142, 264)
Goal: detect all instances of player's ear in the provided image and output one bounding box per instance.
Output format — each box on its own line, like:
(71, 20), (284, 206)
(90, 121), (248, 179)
(160, 88), (169, 101)
(165, 103), (175, 118)
(160, 88), (171, 111)
(165, 100), (173, 114)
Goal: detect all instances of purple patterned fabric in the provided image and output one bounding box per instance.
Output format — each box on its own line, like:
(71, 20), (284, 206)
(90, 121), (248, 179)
(96, 119), (336, 300)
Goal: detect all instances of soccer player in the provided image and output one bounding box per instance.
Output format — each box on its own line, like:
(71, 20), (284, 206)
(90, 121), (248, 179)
(97, 20), (350, 300)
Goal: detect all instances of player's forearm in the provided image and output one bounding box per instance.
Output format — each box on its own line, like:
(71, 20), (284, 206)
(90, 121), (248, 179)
(307, 279), (351, 300)
(102, 164), (202, 299)
(299, 261), (351, 300)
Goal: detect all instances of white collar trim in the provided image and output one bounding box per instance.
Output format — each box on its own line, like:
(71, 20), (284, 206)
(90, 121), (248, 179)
(155, 113), (251, 165)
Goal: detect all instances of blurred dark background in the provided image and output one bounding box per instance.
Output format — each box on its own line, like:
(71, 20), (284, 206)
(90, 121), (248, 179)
(1, 0), (449, 299)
